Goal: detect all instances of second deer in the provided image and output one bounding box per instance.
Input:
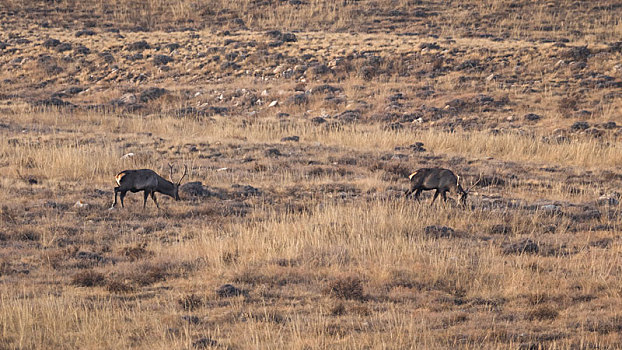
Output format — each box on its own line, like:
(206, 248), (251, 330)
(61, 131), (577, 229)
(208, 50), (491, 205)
(405, 167), (477, 206)
(110, 164), (188, 209)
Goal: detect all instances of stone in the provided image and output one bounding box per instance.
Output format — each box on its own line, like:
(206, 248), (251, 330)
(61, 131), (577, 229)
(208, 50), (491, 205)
(502, 239), (540, 255)
(570, 121), (589, 131)
(423, 225), (455, 238)
(215, 284), (245, 297)
(139, 87), (168, 102)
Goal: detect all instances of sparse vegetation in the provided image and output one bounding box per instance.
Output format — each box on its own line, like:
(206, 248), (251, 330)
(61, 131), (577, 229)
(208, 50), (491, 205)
(1, 0), (622, 348)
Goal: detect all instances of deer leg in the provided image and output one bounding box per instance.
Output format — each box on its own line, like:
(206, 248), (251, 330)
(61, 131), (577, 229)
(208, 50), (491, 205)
(413, 189), (422, 200)
(441, 190), (448, 202)
(150, 192), (160, 209)
(431, 190), (440, 205)
(143, 191), (149, 209)
(120, 191), (126, 208)
(111, 187), (119, 208)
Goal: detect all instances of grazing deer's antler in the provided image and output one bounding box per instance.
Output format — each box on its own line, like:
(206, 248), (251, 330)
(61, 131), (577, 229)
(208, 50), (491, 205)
(168, 163), (175, 182)
(177, 165), (188, 185)
(466, 177), (481, 193)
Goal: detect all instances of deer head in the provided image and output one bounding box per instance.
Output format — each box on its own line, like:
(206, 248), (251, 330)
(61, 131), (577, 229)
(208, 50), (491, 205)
(168, 163), (188, 200)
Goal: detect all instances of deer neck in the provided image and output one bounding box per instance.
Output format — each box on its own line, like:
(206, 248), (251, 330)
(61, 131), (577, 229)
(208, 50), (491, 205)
(157, 178), (177, 198)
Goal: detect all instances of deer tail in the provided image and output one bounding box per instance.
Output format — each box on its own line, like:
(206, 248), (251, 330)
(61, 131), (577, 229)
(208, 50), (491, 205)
(115, 172), (126, 186)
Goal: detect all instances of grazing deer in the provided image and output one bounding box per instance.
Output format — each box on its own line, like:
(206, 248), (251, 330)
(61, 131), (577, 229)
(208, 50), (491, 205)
(405, 168), (477, 206)
(110, 164), (188, 209)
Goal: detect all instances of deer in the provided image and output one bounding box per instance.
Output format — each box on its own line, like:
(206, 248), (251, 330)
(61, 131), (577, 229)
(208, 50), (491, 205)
(110, 164), (188, 210)
(405, 168), (478, 206)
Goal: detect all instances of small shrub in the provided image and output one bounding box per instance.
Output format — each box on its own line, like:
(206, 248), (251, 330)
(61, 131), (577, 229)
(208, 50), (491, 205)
(528, 305), (559, 321)
(127, 263), (168, 286)
(72, 270), (105, 287)
(120, 243), (153, 261)
(330, 302), (346, 316)
(106, 279), (134, 293)
(178, 293), (204, 311)
(323, 276), (366, 301)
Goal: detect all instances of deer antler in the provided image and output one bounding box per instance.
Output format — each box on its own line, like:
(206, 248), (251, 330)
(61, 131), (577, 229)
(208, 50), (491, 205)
(466, 176), (481, 193)
(168, 163), (175, 182)
(177, 165), (188, 185)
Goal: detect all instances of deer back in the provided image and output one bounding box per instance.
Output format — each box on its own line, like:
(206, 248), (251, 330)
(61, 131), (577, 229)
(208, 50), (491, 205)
(410, 168), (459, 191)
(435, 169), (459, 191)
(116, 169), (163, 191)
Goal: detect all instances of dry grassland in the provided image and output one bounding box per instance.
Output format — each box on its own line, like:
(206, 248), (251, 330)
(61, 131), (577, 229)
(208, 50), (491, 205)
(1, 0), (622, 349)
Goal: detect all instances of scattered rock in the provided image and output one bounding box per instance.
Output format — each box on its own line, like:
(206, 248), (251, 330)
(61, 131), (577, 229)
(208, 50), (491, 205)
(282, 33), (297, 42)
(409, 142), (426, 152)
(75, 251), (105, 263)
(95, 51), (114, 64)
(34, 97), (75, 107)
(42, 38), (61, 48)
(232, 184), (261, 197)
(281, 136), (299, 142)
(139, 87), (168, 102)
(502, 239), (540, 255)
(456, 59), (481, 71)
(565, 207), (601, 222)
(423, 225), (456, 238)
(165, 43), (181, 52)
(358, 65), (376, 80)
(153, 54), (173, 65)
(334, 110), (361, 123)
(180, 181), (209, 197)
(55, 42), (72, 52)
(265, 30), (296, 42)
(216, 284), (245, 297)
(74, 200), (88, 208)
(52, 87), (84, 98)
(562, 46), (591, 61)
(477, 175), (506, 187)
(173, 107), (208, 118)
(490, 224), (512, 235)
(75, 29), (96, 37)
(310, 64), (331, 76)
(524, 113), (541, 121)
(181, 315), (201, 324)
(286, 93), (308, 105)
(117, 93), (137, 105)
(385, 122), (403, 131)
(597, 193), (620, 206)
(265, 148), (281, 156)
(311, 116), (327, 124)
(309, 84), (342, 94)
(570, 121), (590, 131)
(127, 40), (151, 51)
(206, 106), (228, 116)
(590, 238), (612, 249)
(192, 337), (218, 349)
(539, 204), (561, 213)
(602, 121), (617, 129)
